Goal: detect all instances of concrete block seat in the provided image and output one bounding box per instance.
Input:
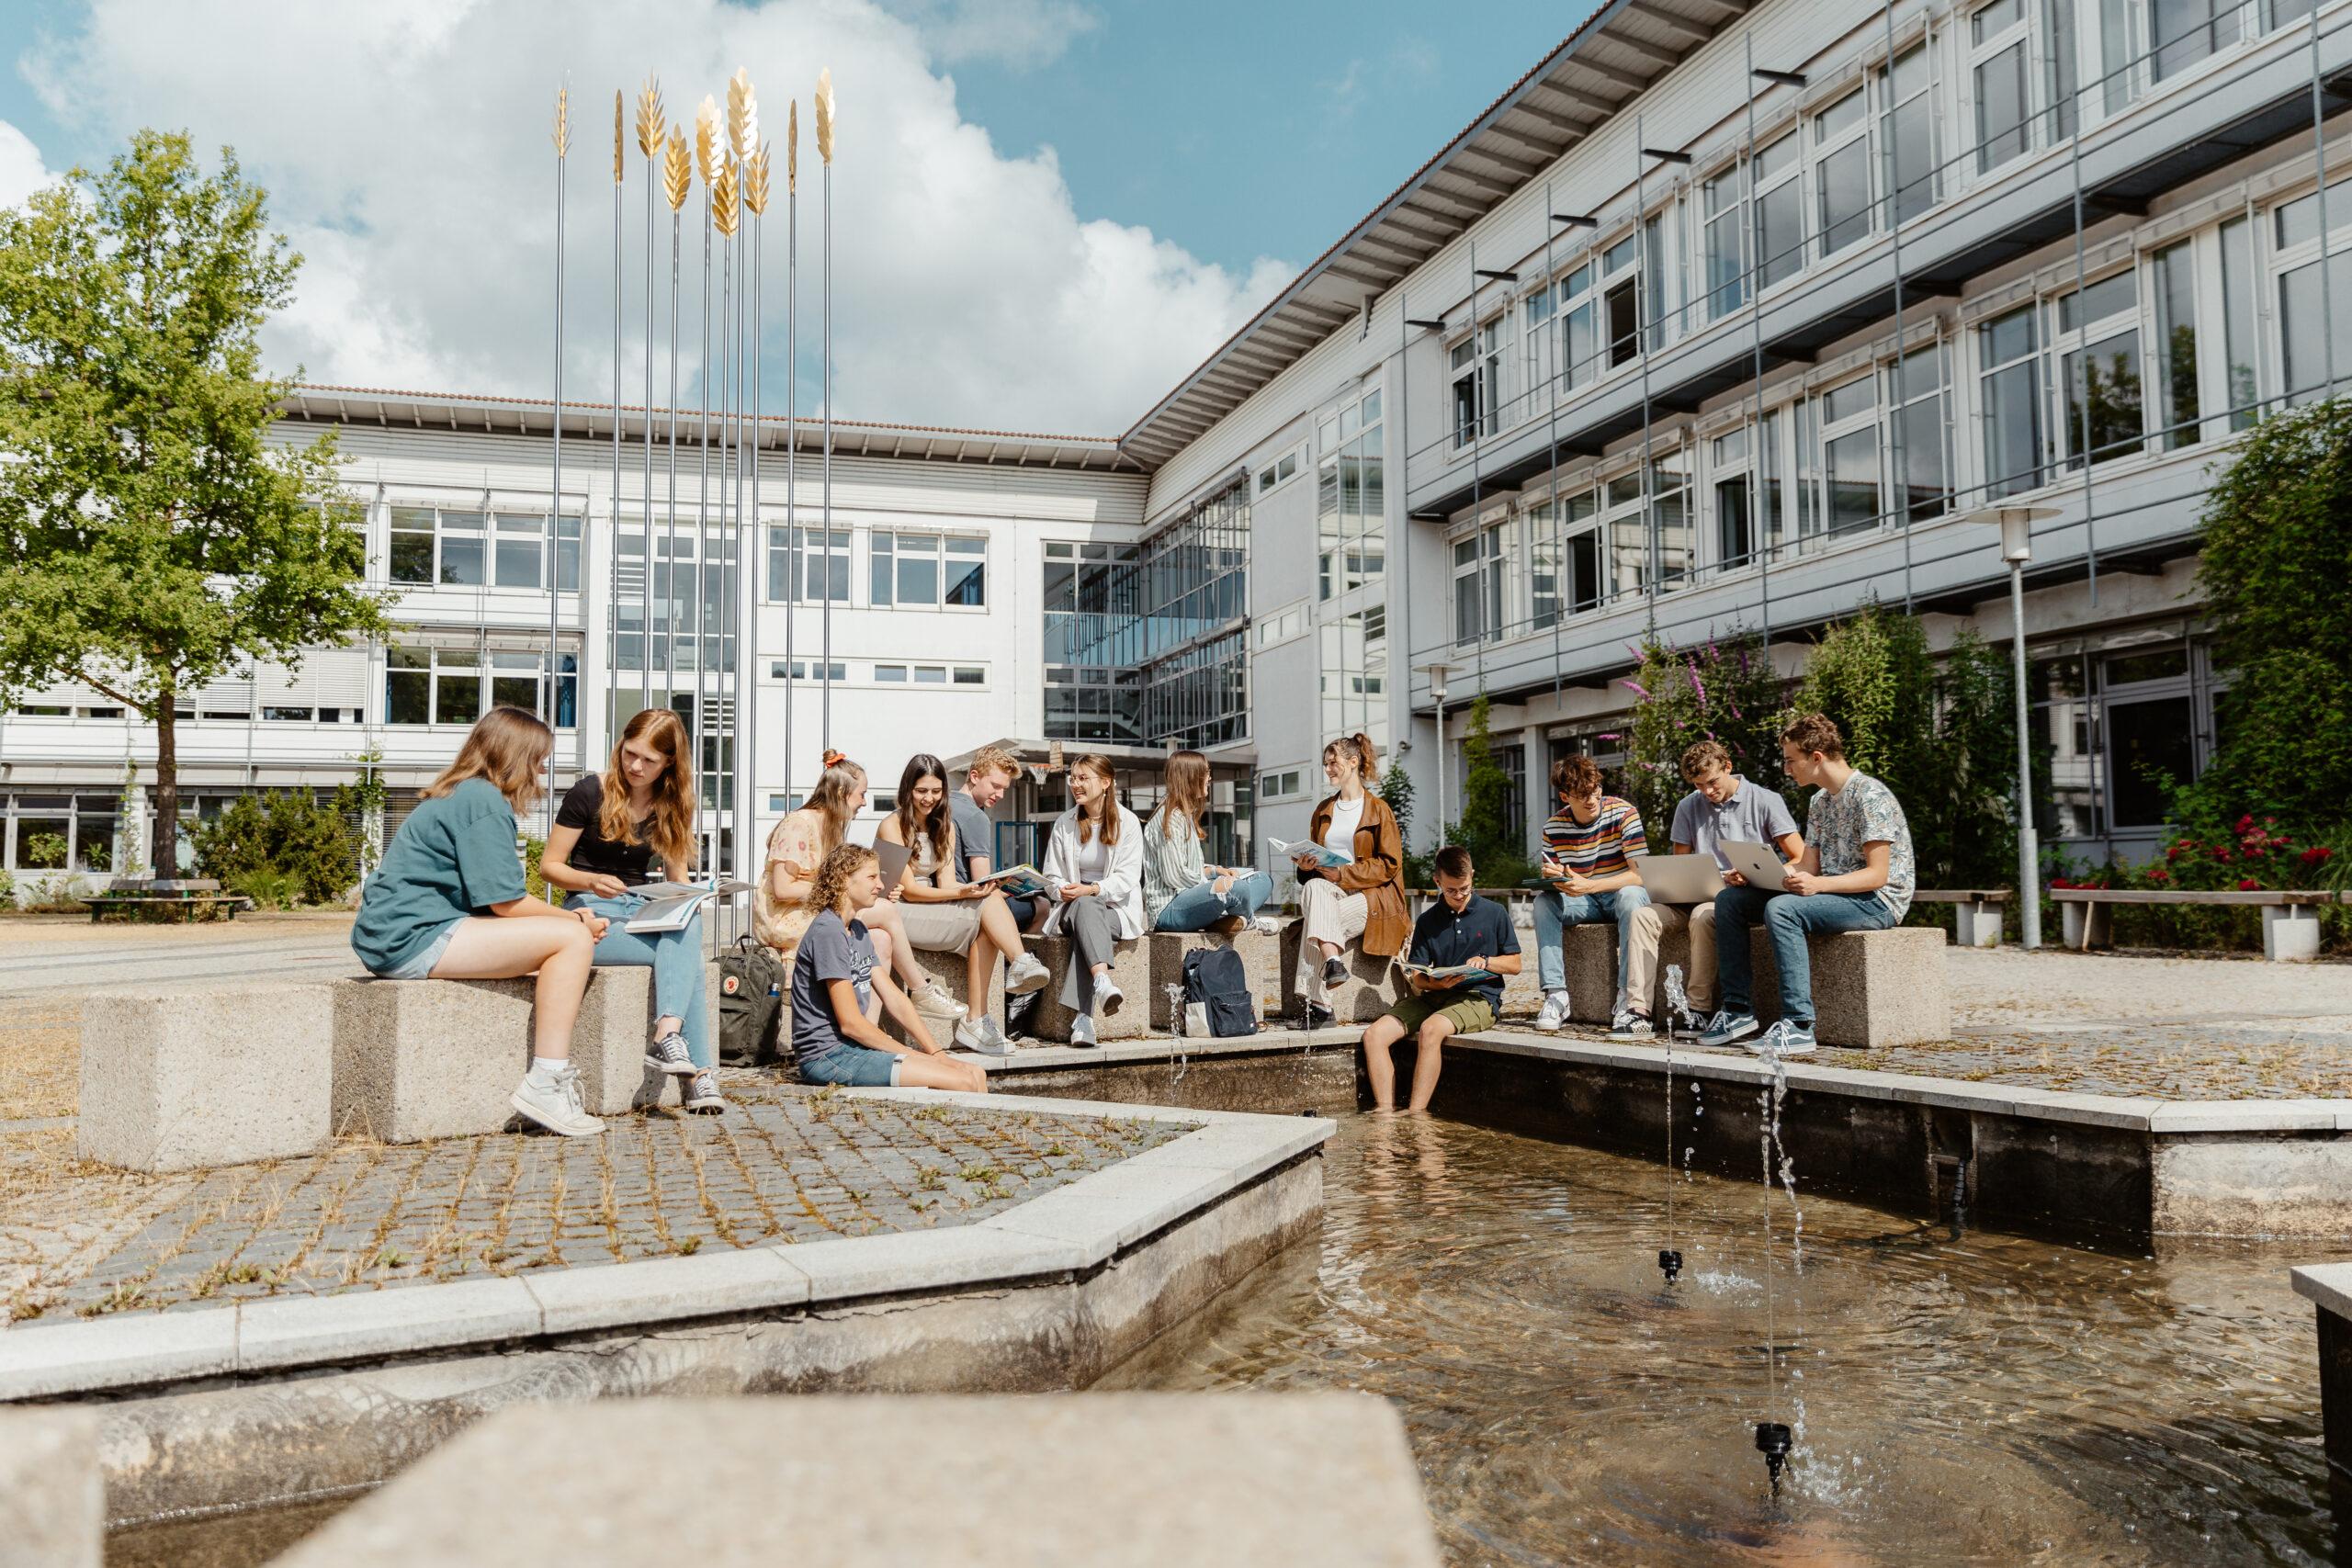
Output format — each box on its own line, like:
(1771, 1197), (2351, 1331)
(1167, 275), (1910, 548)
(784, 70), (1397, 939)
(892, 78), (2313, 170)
(1020, 932), (1151, 1043)
(331, 968), (664, 1142)
(1547, 922), (1948, 1048)
(79, 983), (336, 1173)
(1276, 921), (1401, 1025)
(881, 942), (1004, 1047)
(1147, 928), (1284, 1029)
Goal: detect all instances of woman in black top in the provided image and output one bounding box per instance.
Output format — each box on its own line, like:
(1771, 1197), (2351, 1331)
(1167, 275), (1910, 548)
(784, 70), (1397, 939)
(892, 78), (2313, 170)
(539, 707), (722, 1113)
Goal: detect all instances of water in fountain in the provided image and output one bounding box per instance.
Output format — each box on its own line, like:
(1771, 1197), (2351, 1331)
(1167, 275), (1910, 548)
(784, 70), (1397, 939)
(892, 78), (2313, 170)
(1660, 965), (1680, 1288)
(1162, 982), (1190, 1083)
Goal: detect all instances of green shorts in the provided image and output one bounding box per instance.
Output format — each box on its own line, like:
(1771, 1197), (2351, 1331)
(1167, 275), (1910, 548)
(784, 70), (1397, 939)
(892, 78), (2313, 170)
(1380, 990), (1496, 1037)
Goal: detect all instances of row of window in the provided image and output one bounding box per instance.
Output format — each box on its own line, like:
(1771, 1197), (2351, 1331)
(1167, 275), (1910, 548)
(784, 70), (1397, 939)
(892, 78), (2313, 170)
(1449, 181), (2339, 647)
(389, 507), (582, 590)
(1447, 0), (2321, 452)
(766, 527), (989, 610)
(765, 660), (989, 687)
(384, 648), (579, 728)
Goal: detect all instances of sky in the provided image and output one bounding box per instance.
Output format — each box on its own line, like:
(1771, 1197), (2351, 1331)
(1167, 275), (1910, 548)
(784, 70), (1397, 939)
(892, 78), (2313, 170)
(0, 0), (1591, 436)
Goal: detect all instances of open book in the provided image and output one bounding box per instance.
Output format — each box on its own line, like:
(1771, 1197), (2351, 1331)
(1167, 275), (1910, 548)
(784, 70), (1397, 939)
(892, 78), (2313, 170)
(1272, 837), (1353, 870)
(970, 863), (1057, 899)
(1399, 960), (1487, 983)
(624, 880), (752, 934)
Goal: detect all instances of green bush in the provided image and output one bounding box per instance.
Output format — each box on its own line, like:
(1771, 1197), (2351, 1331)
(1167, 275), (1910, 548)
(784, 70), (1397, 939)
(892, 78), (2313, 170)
(1612, 630), (1788, 838)
(1443, 696), (1533, 886)
(23, 831), (67, 871)
(193, 792), (359, 907)
(522, 836), (548, 903)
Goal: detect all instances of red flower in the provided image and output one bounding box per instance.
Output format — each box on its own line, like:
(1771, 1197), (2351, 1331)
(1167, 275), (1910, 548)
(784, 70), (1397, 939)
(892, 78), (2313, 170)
(2237, 815), (2256, 833)
(2165, 844), (2183, 862)
(2215, 848), (2233, 863)
(2051, 877), (2073, 890)
(2146, 867), (2170, 885)
(2237, 877), (2261, 892)
(2303, 846), (2335, 865)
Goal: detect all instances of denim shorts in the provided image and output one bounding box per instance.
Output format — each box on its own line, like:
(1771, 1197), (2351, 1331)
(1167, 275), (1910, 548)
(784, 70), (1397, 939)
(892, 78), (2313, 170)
(797, 1043), (902, 1088)
(378, 919), (461, 981)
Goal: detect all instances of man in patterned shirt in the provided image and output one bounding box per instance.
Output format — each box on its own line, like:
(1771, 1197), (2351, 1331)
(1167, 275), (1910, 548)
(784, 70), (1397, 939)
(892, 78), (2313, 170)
(1701, 712), (1916, 1055)
(1532, 753), (1653, 1036)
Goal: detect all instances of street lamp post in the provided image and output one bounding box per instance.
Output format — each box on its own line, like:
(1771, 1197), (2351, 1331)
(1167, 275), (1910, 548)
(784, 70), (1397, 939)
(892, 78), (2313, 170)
(1418, 662), (1454, 858)
(1964, 505), (2058, 951)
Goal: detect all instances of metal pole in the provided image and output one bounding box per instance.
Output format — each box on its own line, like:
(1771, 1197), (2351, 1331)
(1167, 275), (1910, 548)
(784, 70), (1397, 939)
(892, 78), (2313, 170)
(614, 95), (633, 721)
(784, 136), (798, 815)
(2066, 81), (2099, 604)
(2009, 558), (2040, 950)
(1747, 39), (1772, 643)
(695, 128), (713, 858)
(820, 156), (834, 747)
(1544, 180), (1564, 720)
(742, 188), (763, 911)
(1883, 0), (1913, 613)
(665, 174), (683, 741)
(643, 97), (661, 707)
(2312, 15), (2336, 400)
(1635, 116), (1658, 637)
(547, 87), (569, 840)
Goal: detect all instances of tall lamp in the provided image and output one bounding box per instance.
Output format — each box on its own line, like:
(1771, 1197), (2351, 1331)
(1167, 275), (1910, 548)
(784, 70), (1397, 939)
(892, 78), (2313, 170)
(1962, 504), (2059, 951)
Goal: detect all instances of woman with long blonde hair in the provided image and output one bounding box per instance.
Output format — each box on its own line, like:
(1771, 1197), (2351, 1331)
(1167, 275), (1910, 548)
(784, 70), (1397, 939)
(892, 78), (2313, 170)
(1143, 750), (1274, 934)
(351, 706), (606, 1137)
(787, 844), (988, 1093)
(1038, 754), (1145, 1046)
(539, 706), (723, 1114)
(755, 750), (965, 1030)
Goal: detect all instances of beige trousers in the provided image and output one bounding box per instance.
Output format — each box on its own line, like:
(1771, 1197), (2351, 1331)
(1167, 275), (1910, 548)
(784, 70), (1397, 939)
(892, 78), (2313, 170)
(1625, 899), (1718, 1018)
(1296, 877), (1369, 1000)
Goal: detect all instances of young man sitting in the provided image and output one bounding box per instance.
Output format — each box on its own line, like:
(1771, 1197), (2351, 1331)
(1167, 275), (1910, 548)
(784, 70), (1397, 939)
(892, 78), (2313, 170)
(1361, 846), (1521, 1112)
(1700, 713), (1917, 1055)
(1532, 753), (1650, 1036)
(1639, 739), (1804, 1036)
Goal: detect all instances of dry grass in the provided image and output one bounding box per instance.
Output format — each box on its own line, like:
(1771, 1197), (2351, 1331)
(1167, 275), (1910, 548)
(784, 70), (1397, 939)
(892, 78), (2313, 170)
(0, 1000), (78, 1122)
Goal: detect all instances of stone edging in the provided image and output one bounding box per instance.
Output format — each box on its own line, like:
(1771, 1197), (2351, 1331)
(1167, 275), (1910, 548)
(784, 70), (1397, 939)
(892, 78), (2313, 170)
(1454, 1030), (2352, 1134)
(0, 1098), (1333, 1403)
(2291, 1262), (2352, 1323)
(980, 1025), (1361, 1074)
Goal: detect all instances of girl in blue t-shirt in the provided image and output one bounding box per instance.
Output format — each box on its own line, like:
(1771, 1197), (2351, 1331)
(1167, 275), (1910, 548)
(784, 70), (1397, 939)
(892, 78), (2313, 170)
(350, 706), (607, 1137)
(791, 844), (989, 1094)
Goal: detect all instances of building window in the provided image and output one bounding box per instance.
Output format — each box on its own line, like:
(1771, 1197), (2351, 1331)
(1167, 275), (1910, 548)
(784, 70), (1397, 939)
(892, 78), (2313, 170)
(2272, 174), (2352, 407)
(2056, 268), (2144, 468)
(1600, 231), (1644, 367)
(1712, 428), (1756, 567)
(1882, 44), (1938, 226)
(1814, 88), (1874, 258)
(1981, 303), (2044, 499)
(875, 664), (907, 682)
(2219, 217), (2259, 430)
(2150, 0), (2239, 81)
(953, 666), (985, 685)
(1260, 768), (1306, 802)
(386, 646), (575, 728)
(1318, 605), (1387, 751)
(1256, 600), (1309, 649)
(1317, 388), (1384, 600)
(766, 525), (851, 604)
(1755, 133), (1804, 291)
(1452, 523), (1508, 648)
(1972, 0), (2034, 175)
(2149, 239), (2200, 452)
(1146, 626), (1250, 750)
(1450, 324), (1501, 446)
(1256, 448), (1301, 495)
(770, 660), (847, 682)
(871, 531), (987, 609)
(1703, 167), (1747, 319)
(389, 505), (576, 590)
(1889, 342), (1951, 524)
(613, 526), (735, 674)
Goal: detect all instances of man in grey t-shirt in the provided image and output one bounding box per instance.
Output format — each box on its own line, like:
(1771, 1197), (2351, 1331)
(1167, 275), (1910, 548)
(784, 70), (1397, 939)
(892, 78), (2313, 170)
(1633, 740), (1804, 1032)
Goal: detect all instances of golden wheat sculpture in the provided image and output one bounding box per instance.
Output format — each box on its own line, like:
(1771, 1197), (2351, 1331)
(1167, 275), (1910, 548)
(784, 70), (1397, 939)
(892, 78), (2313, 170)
(612, 90), (624, 183)
(663, 127), (691, 211)
(786, 99), (798, 194)
(636, 76), (665, 160)
(552, 85), (571, 156)
(746, 141), (773, 217)
(728, 69), (759, 168)
(815, 69), (835, 164)
(712, 159), (740, 238)
(694, 96), (721, 189)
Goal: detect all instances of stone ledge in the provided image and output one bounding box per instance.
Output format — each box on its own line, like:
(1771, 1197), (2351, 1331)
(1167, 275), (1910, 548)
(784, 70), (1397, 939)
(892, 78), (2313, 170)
(2295, 1262), (2352, 1325)
(0, 1095), (1331, 1403)
(987, 1024), (1361, 1074)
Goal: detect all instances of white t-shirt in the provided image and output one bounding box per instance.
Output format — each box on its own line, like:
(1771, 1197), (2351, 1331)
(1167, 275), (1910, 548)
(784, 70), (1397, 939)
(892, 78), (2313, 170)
(1322, 796), (1363, 856)
(1072, 826), (1111, 882)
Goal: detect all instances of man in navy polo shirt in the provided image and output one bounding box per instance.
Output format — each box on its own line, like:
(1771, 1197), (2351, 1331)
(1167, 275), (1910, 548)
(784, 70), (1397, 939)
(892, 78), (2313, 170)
(1361, 845), (1521, 1112)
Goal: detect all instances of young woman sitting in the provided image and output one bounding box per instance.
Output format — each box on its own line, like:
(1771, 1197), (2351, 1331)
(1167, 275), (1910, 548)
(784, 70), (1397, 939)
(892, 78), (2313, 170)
(1288, 731), (1408, 1028)
(538, 706), (723, 1115)
(350, 706), (606, 1138)
(1039, 753), (1146, 1047)
(790, 844), (989, 1094)
(753, 750), (965, 1029)
(1143, 749), (1274, 934)
(876, 753), (1052, 1057)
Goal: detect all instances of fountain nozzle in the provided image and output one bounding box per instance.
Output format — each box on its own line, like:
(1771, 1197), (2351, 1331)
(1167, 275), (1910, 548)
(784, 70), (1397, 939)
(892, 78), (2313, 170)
(1754, 1421), (1792, 1491)
(1657, 1248), (1682, 1284)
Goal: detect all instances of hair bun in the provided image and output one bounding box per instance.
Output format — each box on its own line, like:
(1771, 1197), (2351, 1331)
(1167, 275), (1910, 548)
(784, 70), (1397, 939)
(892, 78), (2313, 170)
(821, 749), (847, 769)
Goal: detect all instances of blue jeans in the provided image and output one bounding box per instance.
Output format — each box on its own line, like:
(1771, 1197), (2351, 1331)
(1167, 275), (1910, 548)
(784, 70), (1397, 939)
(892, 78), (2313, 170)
(1154, 871), (1273, 932)
(567, 892), (712, 1070)
(1533, 885), (1651, 1007)
(797, 1043), (900, 1087)
(1713, 885), (1896, 1027)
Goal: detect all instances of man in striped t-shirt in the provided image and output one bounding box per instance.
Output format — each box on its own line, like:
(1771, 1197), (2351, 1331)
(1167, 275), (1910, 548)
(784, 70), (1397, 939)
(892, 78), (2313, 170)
(1532, 753), (1653, 1036)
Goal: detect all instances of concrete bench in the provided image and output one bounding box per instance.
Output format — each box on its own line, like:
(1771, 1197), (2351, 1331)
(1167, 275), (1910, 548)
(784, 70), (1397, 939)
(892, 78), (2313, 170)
(79, 893), (253, 922)
(1551, 921), (1947, 1047)
(882, 942), (1003, 1047)
(1912, 887), (2012, 948)
(79, 982), (337, 1173)
(1148, 929), (1284, 1030)
(2053, 886), (2343, 962)
(1021, 932), (1152, 1043)
(1276, 920), (1399, 1025)
(331, 969), (665, 1142)
(1009, 929), (1291, 1043)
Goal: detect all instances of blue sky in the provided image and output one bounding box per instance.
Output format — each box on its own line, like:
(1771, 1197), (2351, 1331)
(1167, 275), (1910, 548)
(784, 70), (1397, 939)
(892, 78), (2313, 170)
(0, 0), (1598, 433)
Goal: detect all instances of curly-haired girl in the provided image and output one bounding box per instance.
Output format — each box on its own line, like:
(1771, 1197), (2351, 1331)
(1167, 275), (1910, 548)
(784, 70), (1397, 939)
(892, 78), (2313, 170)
(790, 843), (989, 1093)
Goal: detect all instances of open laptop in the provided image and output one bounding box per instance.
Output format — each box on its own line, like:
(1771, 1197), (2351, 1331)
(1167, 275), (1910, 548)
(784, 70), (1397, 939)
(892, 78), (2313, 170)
(1630, 852), (1725, 905)
(1718, 840), (1791, 893)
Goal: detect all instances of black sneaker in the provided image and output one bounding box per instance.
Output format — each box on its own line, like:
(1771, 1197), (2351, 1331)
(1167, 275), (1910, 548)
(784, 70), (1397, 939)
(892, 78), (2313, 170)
(1301, 1001), (1336, 1031)
(683, 1070), (727, 1114)
(645, 1032), (695, 1077)
(1320, 955), (1348, 988)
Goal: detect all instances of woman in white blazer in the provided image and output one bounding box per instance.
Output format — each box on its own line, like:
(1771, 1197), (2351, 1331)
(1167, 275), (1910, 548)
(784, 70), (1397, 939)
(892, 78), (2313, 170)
(1039, 753), (1145, 1046)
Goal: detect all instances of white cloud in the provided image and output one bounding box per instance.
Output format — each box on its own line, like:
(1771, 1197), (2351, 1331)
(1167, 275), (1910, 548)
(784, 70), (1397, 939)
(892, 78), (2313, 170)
(876, 0), (1100, 69)
(21, 0), (1289, 434)
(0, 119), (56, 211)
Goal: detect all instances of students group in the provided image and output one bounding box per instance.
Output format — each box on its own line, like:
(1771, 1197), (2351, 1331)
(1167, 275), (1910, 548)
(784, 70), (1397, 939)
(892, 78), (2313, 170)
(347, 703), (1907, 1138)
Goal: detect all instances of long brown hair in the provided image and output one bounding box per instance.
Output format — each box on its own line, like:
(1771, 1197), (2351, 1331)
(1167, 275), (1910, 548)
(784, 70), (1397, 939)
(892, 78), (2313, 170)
(803, 751), (866, 858)
(809, 842), (877, 919)
(1158, 750), (1209, 841)
(424, 706), (551, 815)
(1072, 753), (1121, 847)
(600, 708), (695, 867)
(1322, 731), (1376, 784)
(891, 752), (954, 866)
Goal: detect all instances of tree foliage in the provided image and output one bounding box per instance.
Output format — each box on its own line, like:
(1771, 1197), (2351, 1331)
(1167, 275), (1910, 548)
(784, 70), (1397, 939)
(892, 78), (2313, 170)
(1613, 630), (1787, 838)
(1445, 694), (1530, 883)
(1376, 761), (1415, 852)
(193, 792), (358, 907)
(0, 130), (392, 872)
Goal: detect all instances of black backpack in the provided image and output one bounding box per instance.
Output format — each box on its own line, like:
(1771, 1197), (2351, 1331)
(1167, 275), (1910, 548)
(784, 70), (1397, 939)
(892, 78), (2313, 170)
(717, 936), (789, 1068)
(1182, 945), (1258, 1038)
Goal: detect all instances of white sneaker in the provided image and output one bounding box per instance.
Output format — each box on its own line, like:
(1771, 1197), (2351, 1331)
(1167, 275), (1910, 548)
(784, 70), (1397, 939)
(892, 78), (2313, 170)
(956, 1016), (1015, 1056)
(913, 979), (968, 1021)
(1534, 991), (1570, 1032)
(1748, 1019), (1817, 1056)
(1096, 979), (1125, 1016)
(1069, 1012), (1099, 1047)
(510, 1066), (604, 1137)
(1250, 916), (1283, 936)
(1004, 953), (1052, 996)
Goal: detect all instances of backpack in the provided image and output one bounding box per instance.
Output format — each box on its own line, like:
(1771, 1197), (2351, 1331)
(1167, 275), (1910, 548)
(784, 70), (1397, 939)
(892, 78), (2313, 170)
(1182, 945), (1258, 1039)
(717, 936), (789, 1068)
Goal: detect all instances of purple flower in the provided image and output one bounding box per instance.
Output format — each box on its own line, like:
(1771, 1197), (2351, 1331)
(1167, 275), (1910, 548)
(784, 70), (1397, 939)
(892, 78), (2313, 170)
(1622, 679), (1652, 700)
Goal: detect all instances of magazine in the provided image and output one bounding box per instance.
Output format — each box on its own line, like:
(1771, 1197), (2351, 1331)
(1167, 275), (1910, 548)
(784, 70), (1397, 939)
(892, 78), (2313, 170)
(623, 880), (752, 934)
(1399, 960), (1487, 983)
(971, 863), (1057, 899)
(1272, 837), (1354, 870)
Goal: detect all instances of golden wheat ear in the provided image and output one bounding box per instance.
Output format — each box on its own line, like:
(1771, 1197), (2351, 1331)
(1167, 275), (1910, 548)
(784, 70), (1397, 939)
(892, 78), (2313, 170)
(694, 96), (720, 187)
(712, 159), (740, 238)
(662, 128), (691, 211)
(636, 75), (665, 159)
(786, 99), (798, 194)
(728, 68), (759, 166)
(746, 141), (772, 217)
(613, 89), (625, 183)
(551, 85), (571, 157)
(815, 69), (835, 164)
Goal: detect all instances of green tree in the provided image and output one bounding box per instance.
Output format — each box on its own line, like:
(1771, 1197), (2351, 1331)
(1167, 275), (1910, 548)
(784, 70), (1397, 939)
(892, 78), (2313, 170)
(1616, 630), (1787, 836)
(1446, 694), (1525, 879)
(0, 131), (392, 875)
(1376, 761), (1416, 852)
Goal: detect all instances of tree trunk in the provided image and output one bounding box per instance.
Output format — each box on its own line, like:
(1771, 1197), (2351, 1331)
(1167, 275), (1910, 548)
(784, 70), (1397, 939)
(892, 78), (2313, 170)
(154, 697), (180, 878)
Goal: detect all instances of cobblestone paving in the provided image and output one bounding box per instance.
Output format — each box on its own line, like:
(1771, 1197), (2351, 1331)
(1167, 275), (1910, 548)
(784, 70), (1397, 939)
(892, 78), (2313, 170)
(0, 1080), (1186, 1326)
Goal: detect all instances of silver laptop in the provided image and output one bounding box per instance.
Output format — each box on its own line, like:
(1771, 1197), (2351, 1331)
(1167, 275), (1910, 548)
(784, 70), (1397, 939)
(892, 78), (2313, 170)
(1632, 852), (1725, 905)
(1718, 840), (1790, 892)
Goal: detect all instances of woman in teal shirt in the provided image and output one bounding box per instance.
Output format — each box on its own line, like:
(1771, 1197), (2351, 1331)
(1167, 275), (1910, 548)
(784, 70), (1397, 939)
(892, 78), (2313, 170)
(351, 706), (606, 1137)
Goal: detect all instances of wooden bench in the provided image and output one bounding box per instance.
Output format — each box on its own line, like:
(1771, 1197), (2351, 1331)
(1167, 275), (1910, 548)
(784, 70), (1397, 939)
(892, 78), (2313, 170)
(78, 877), (254, 922)
(1911, 887), (2012, 948)
(2052, 886), (2345, 963)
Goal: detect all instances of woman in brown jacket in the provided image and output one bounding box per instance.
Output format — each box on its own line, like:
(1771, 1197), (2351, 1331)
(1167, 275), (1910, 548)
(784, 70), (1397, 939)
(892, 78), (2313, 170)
(1286, 731), (1407, 1026)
